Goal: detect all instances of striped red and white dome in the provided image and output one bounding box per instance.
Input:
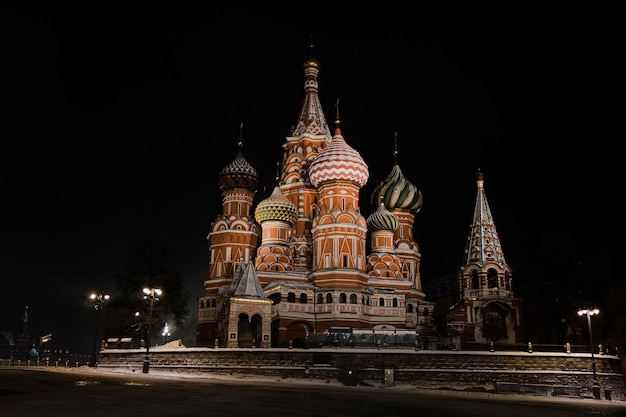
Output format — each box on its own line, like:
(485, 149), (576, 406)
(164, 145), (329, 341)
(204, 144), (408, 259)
(308, 128), (369, 188)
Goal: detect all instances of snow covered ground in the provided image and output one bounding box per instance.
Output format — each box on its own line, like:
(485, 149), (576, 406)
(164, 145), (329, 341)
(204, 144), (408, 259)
(20, 363), (624, 407)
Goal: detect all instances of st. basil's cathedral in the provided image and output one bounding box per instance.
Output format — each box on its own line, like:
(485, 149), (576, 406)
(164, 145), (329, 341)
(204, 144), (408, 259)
(195, 51), (523, 349)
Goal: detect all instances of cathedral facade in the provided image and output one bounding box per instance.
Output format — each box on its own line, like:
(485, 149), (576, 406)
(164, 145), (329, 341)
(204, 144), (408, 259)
(196, 53), (522, 349)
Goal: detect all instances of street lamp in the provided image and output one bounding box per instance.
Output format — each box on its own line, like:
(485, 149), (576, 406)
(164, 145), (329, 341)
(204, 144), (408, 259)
(88, 292), (110, 367)
(162, 322), (170, 345)
(142, 287), (162, 374)
(577, 308), (600, 399)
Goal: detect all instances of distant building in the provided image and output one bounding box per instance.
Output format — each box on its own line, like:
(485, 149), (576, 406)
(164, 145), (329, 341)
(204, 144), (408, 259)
(1, 306), (39, 360)
(2, 307), (87, 365)
(38, 332), (67, 360)
(446, 171), (524, 347)
(0, 331), (16, 359)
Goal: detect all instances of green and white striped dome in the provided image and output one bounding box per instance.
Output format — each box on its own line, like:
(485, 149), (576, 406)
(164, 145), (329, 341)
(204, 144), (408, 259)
(367, 202), (399, 232)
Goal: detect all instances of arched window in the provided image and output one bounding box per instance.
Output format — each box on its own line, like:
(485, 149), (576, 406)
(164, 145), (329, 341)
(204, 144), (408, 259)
(326, 293), (333, 303)
(339, 293), (347, 303)
(269, 293), (281, 305)
(299, 293), (307, 304)
(487, 269), (498, 288)
(423, 308), (429, 316)
(317, 293), (323, 304)
(349, 294), (357, 304)
(392, 298), (398, 307)
(200, 300), (205, 308)
(471, 270), (479, 289)
(287, 292), (296, 303)
(407, 304), (413, 313)
(379, 297), (385, 307)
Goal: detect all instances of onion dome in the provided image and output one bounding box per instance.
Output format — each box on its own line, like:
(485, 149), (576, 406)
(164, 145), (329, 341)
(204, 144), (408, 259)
(254, 185), (298, 226)
(218, 150), (259, 192)
(308, 128), (369, 188)
(303, 56), (320, 69)
(367, 202), (399, 232)
(371, 164), (422, 212)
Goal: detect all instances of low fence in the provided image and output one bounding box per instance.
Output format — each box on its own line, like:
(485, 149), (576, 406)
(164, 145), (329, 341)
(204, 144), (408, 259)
(0, 357), (90, 368)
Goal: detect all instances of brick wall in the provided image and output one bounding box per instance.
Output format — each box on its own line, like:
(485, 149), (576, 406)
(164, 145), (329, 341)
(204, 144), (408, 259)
(98, 348), (625, 400)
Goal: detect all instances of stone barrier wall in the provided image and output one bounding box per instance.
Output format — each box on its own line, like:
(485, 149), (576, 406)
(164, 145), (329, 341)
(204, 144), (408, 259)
(98, 347), (625, 400)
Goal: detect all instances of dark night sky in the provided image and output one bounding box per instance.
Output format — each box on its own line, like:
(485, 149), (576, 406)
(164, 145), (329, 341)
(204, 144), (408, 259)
(1, 5), (620, 353)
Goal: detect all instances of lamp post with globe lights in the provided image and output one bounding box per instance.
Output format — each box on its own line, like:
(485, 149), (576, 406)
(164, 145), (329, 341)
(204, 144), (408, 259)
(577, 308), (601, 399)
(142, 287), (162, 374)
(162, 322), (170, 345)
(88, 292), (110, 367)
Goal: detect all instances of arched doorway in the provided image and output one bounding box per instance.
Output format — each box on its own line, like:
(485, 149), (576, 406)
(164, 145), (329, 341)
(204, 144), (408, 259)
(286, 322), (312, 348)
(250, 314), (263, 347)
(237, 314), (252, 347)
(237, 313), (264, 348)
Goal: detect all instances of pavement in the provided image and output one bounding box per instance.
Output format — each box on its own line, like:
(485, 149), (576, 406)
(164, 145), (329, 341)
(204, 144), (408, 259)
(15, 364), (626, 407)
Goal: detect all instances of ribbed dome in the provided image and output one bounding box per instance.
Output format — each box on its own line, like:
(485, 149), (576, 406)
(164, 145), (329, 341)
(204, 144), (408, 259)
(254, 186), (298, 225)
(371, 164), (422, 212)
(308, 128), (369, 188)
(367, 202), (399, 232)
(218, 150), (259, 191)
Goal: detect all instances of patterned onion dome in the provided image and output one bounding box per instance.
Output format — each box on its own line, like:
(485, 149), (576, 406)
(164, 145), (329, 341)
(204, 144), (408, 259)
(370, 164), (422, 212)
(254, 186), (298, 225)
(308, 129), (369, 188)
(367, 202), (399, 232)
(218, 150), (259, 191)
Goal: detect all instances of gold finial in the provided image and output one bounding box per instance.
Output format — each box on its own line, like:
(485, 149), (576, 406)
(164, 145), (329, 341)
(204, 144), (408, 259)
(335, 98), (341, 127)
(304, 34), (319, 69)
(394, 132), (399, 165)
(238, 122), (244, 148)
(275, 161), (280, 183)
(378, 181), (384, 205)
